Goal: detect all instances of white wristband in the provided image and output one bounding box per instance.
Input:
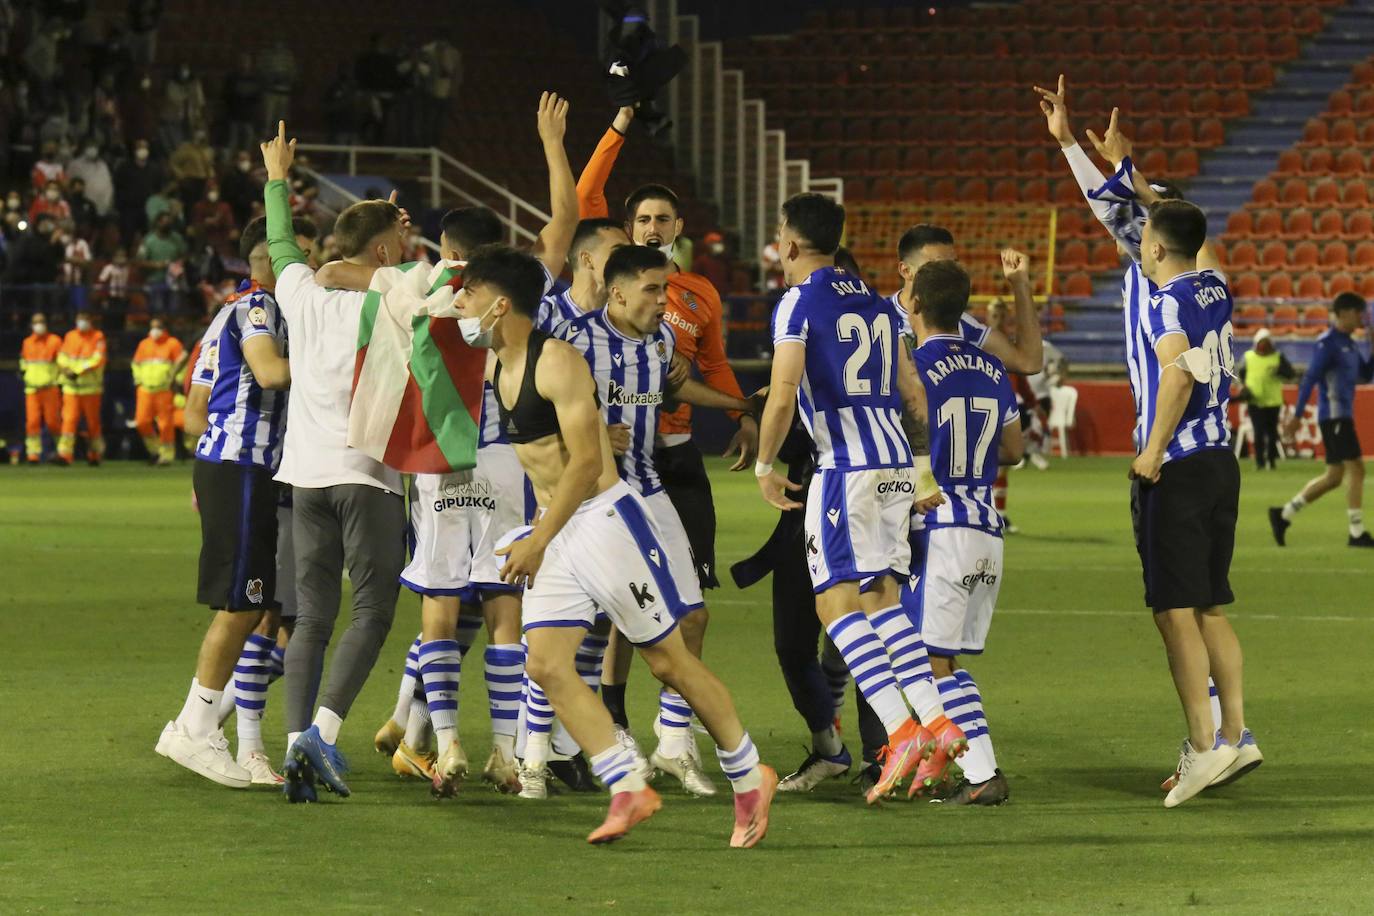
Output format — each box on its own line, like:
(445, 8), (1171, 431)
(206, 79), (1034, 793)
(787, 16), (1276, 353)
(754, 460), (774, 478)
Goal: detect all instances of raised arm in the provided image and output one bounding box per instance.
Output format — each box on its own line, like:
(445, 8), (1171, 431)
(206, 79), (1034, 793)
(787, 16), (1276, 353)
(260, 121), (307, 276)
(531, 92), (578, 280)
(980, 248), (1044, 374)
(577, 107), (633, 219)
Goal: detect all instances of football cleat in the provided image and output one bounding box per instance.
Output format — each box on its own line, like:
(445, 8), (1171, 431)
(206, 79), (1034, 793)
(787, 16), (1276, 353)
(730, 766), (778, 849)
(290, 725), (351, 797)
(549, 752), (600, 792)
(614, 726), (656, 782)
(517, 762), (551, 800)
(161, 723), (251, 788)
(240, 750), (284, 786)
(778, 746), (852, 792)
(650, 748), (719, 797)
(430, 740), (470, 798)
(935, 769), (1010, 806)
(482, 746), (522, 794)
(909, 716), (968, 799)
(855, 760), (884, 799)
(392, 741), (438, 780)
(586, 786), (662, 845)
(1164, 737), (1238, 808)
(282, 752), (318, 803)
(1209, 729), (1263, 787)
(1349, 532), (1374, 548)
(866, 718), (933, 805)
(374, 718), (404, 756)
(1267, 507), (1290, 547)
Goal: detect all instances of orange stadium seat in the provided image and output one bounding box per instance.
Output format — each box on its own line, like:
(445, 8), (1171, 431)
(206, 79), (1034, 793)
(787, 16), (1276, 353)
(1058, 239), (1089, 269)
(1361, 121), (1374, 145)
(1312, 181), (1341, 207)
(1313, 209), (1345, 240)
(1301, 149), (1333, 176)
(1054, 178), (1083, 207)
(1021, 178), (1050, 204)
(1245, 61), (1276, 89)
(900, 147), (929, 173)
(1264, 274), (1294, 298)
(1299, 305), (1329, 336)
(991, 179), (1020, 203)
(1166, 118), (1195, 146)
(1062, 273), (1094, 297)
(1360, 275), (1374, 299)
(1250, 180), (1279, 207)
(1299, 118), (1328, 146)
(1294, 274), (1325, 300)
(1235, 304), (1269, 334)
(1329, 119), (1358, 145)
(1225, 210), (1254, 239)
(960, 179), (990, 203)
(1280, 210), (1313, 241)
(1090, 240), (1120, 271)
(1328, 90), (1353, 117)
(1334, 149), (1367, 177)
(1346, 214), (1374, 242)
(1140, 149), (1168, 175)
(1328, 272), (1356, 296)
(1233, 272), (1263, 299)
(1356, 90), (1374, 114)
(1291, 241), (1321, 269)
(1228, 240), (1259, 269)
(1253, 209), (1283, 236)
(930, 178), (958, 203)
(1274, 149), (1302, 176)
(1280, 178), (1309, 206)
(1260, 240), (1289, 268)
(896, 176), (925, 202)
(1321, 241), (1350, 270)
(1270, 304), (1300, 336)
(1136, 118), (1166, 145)
(1352, 61), (1374, 85)
(1171, 149), (1199, 176)
(1199, 118), (1226, 146)
(1353, 240), (1374, 267)
(1340, 183), (1370, 209)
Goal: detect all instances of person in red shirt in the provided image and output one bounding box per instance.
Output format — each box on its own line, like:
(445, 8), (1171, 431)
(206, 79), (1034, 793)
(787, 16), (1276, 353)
(691, 231), (731, 294)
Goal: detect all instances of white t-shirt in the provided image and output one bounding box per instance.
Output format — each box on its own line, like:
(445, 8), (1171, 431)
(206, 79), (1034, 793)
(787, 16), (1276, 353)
(273, 261), (403, 494)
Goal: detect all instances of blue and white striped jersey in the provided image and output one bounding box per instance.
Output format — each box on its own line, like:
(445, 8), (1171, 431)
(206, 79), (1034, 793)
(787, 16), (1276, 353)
(534, 287), (588, 336)
(773, 267), (913, 471)
(559, 308), (675, 496)
(887, 291), (990, 347)
(192, 281), (288, 469)
(1128, 268), (1235, 462)
(912, 334), (1019, 534)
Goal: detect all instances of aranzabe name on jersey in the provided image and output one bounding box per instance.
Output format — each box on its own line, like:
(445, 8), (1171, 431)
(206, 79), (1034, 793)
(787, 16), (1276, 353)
(924, 351), (1005, 387)
(607, 379), (664, 408)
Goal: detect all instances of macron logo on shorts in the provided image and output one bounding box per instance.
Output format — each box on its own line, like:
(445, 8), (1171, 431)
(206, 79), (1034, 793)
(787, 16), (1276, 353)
(826, 508), (841, 526)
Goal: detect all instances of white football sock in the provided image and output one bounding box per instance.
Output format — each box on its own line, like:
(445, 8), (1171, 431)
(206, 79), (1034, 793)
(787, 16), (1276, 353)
(1281, 494), (1306, 521)
(312, 707), (343, 745)
(1349, 509), (1365, 538)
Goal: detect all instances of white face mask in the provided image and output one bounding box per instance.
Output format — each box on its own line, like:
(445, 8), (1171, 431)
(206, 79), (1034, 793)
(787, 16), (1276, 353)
(459, 300), (501, 348)
(84, 147), (98, 159)
(76, 319), (92, 332)
(236, 160), (251, 173)
(135, 148), (149, 163)
(45, 189), (60, 201)
(207, 191), (219, 202)
(150, 327), (165, 339)
(32, 323), (46, 335)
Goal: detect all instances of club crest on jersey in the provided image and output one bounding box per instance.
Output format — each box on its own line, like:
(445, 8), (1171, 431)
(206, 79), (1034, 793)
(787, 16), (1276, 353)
(682, 291), (698, 311)
(247, 306), (269, 328)
(245, 578), (264, 605)
(607, 379), (663, 407)
(656, 339), (668, 362)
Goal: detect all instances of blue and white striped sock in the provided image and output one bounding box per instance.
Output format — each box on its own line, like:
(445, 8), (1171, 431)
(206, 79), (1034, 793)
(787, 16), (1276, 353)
(870, 606), (945, 724)
(485, 644), (524, 757)
(576, 632), (609, 693)
(951, 669), (996, 783)
(657, 688), (694, 758)
(233, 633), (276, 756)
(824, 612), (911, 736)
(523, 677), (554, 768)
(589, 743), (646, 794)
(716, 732), (763, 793)
(392, 634), (423, 728)
(268, 644), (286, 682)
(1208, 677), (1221, 735)
(820, 641), (850, 722)
(419, 639), (462, 754)
(456, 615), (482, 659)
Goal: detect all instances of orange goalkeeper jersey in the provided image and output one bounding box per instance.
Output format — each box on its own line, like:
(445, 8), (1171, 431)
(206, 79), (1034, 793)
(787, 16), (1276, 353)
(578, 126), (745, 437)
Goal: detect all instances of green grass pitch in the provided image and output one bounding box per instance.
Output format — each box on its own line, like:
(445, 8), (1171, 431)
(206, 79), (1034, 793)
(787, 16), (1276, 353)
(3, 456), (1372, 914)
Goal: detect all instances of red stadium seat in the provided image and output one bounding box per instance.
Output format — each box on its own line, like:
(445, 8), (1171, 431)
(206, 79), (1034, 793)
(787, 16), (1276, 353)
(896, 176), (926, 202)
(870, 147), (899, 176)
(1056, 208), (1086, 239)
(1192, 90), (1222, 115)
(991, 179), (1019, 203)
(1235, 304), (1269, 333)
(1280, 209), (1313, 241)
(1221, 90), (1249, 117)
(1021, 178), (1050, 204)
(1170, 149), (1199, 176)
(1166, 118), (1195, 147)
(1140, 149), (1168, 175)
(930, 178), (958, 203)
(1225, 211), (1254, 239)
(847, 178), (874, 202)
(1274, 150), (1303, 176)
(1218, 60), (1245, 86)
(1360, 275), (1374, 299)
(960, 179), (989, 203)
(1263, 274), (1294, 298)
(1227, 240), (1259, 269)
(1328, 272), (1356, 296)
(1328, 90), (1353, 117)
(1250, 179), (1279, 207)
(900, 147), (929, 174)
(1313, 209), (1345, 240)
(1061, 273), (1094, 297)
(1356, 91), (1374, 115)
(1346, 214), (1374, 243)
(1137, 118), (1166, 145)
(1354, 60), (1374, 86)
(1270, 35), (1299, 60)
(1198, 118), (1225, 146)
(1312, 181), (1341, 208)
(1253, 209), (1283, 236)
(1261, 240), (1290, 268)
(1232, 272), (1263, 298)
(1334, 149), (1366, 177)
(1298, 305), (1329, 336)
(1057, 239), (1089, 269)
(1321, 241), (1350, 270)
(1295, 274), (1325, 300)
(1244, 61), (1275, 89)
(1054, 178), (1083, 207)
(1329, 119), (1358, 145)
(1279, 178), (1309, 206)
(1270, 304), (1301, 335)
(1302, 149), (1333, 176)
(1089, 240), (1120, 271)
(1290, 241), (1320, 269)
(989, 148), (1017, 174)
(1340, 182), (1370, 210)
(1021, 148), (1049, 175)
(1299, 118), (1328, 147)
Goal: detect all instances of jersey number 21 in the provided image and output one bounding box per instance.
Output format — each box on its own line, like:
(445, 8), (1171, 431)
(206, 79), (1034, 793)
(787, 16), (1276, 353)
(837, 313), (893, 397)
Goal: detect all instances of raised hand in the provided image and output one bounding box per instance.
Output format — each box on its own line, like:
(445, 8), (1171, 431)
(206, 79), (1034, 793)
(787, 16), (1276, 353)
(536, 91), (570, 146)
(1001, 248), (1031, 287)
(260, 120), (296, 181)
(613, 104), (636, 134)
(1085, 107), (1132, 167)
(1033, 73), (1074, 148)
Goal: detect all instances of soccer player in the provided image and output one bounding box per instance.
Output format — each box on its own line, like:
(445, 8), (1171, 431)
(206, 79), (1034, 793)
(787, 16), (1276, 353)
(890, 225), (1044, 374)
(55, 309), (106, 465)
(1270, 293), (1374, 547)
(154, 216), (292, 789)
(458, 243), (776, 846)
(19, 312), (62, 463)
(555, 244), (758, 797)
(131, 316), (185, 466)
(906, 259), (1024, 806)
(533, 216), (629, 332)
(754, 192), (951, 804)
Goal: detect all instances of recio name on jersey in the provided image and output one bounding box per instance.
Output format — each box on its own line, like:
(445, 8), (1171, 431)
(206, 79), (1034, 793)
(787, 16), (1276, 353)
(1192, 283), (1227, 307)
(607, 379), (664, 407)
(924, 352), (1004, 387)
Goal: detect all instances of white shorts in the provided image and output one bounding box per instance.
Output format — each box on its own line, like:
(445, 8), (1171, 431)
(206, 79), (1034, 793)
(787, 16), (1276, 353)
(902, 525), (1003, 656)
(643, 489), (705, 612)
(519, 480), (682, 646)
(400, 445), (530, 599)
(804, 466), (914, 593)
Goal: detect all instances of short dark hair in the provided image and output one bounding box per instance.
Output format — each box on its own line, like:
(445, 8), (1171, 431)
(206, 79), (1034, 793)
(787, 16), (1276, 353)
(570, 218), (623, 264)
(441, 206), (503, 258)
(334, 199), (402, 258)
(1151, 181), (1185, 201)
(834, 246), (863, 277)
(897, 224), (955, 262)
(462, 244), (546, 317)
(1332, 292), (1366, 315)
(624, 183), (680, 221)
(603, 244), (669, 288)
(781, 192), (845, 256)
(1147, 199), (1207, 258)
(913, 260), (971, 333)
(240, 215), (319, 260)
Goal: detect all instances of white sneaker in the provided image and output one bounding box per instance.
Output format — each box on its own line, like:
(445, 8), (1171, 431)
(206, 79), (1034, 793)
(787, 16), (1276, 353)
(650, 747), (718, 797)
(1209, 729), (1263, 787)
(238, 750), (284, 786)
(163, 725), (252, 788)
(431, 740), (470, 798)
(155, 720), (176, 757)
(614, 726), (655, 782)
(1029, 451), (1050, 470)
(517, 762), (549, 800)
(1163, 738), (1239, 808)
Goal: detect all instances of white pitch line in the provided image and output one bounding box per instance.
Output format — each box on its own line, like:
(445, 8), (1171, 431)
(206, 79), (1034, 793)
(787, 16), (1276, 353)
(709, 598), (1368, 623)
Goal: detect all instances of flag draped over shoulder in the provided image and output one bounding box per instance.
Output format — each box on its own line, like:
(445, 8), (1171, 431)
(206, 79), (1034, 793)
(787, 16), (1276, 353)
(348, 260), (485, 474)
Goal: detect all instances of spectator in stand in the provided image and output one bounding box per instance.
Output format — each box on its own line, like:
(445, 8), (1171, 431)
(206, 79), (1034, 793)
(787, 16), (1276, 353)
(145, 180), (183, 231)
(97, 247), (131, 329)
(1238, 328), (1296, 471)
(67, 141), (114, 217)
(410, 32), (460, 145)
(159, 62), (206, 151)
(127, 0), (163, 66)
(61, 221), (93, 311)
(221, 57), (261, 155)
(170, 128), (215, 209)
(66, 177), (99, 231)
(691, 230), (730, 293)
(4, 215), (65, 315)
(30, 181), (72, 224)
(220, 149), (262, 227)
(355, 33), (404, 142)
(323, 63), (361, 145)
(760, 239), (783, 291)
(90, 72), (124, 150)
(119, 71), (158, 150)
(137, 211), (186, 315)
(114, 137), (163, 238)
(32, 141), (67, 192)
(5, 190), (23, 222)
(23, 19), (65, 106)
(191, 181), (236, 256)
(257, 38), (297, 131)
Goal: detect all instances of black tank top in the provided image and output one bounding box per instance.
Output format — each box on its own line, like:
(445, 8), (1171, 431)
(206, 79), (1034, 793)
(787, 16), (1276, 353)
(493, 329), (564, 445)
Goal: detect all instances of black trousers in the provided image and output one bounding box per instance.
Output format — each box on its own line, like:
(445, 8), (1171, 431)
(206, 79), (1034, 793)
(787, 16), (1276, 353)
(1250, 405), (1281, 469)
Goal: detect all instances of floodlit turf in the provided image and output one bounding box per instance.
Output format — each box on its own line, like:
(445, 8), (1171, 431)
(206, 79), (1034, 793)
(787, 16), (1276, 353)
(3, 456), (1373, 914)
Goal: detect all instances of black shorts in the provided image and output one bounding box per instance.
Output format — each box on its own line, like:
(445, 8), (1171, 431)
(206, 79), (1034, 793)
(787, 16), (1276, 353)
(653, 440), (720, 589)
(1320, 418), (1362, 464)
(1130, 448), (1239, 611)
(194, 458), (280, 611)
